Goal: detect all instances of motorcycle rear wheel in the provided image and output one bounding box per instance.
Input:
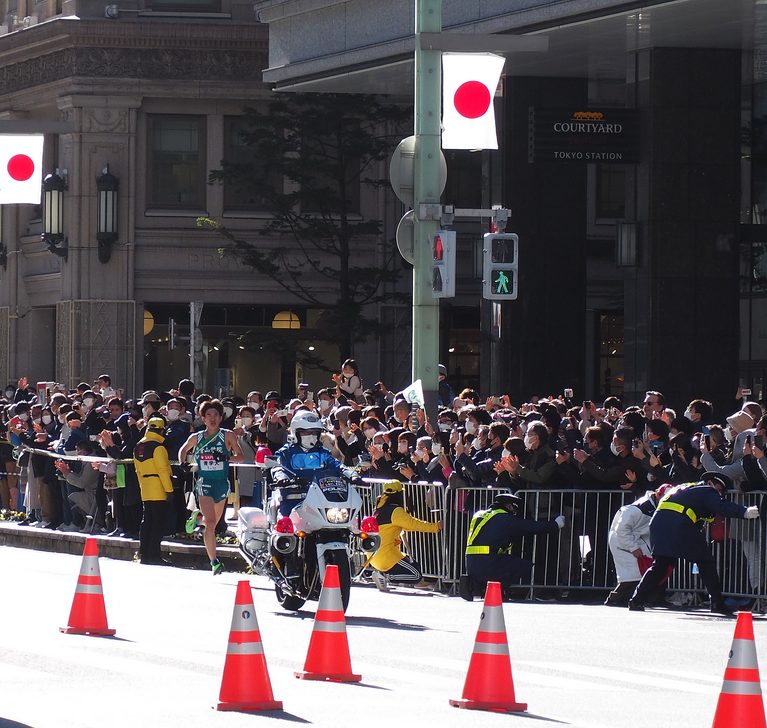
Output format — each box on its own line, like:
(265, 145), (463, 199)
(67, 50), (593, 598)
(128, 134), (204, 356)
(275, 582), (306, 612)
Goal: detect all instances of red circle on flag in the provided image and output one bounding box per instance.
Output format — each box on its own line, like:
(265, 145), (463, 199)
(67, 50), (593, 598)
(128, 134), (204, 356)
(7, 154), (35, 182)
(454, 81), (492, 119)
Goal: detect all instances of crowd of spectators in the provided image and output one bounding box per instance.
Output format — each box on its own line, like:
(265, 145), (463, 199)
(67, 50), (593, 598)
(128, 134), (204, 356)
(0, 363), (765, 594)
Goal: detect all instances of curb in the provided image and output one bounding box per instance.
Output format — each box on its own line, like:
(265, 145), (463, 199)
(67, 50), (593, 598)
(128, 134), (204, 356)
(0, 521), (244, 571)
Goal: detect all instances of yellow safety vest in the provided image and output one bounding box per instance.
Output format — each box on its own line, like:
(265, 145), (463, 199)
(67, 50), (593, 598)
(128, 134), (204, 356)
(656, 500), (713, 525)
(465, 508), (507, 556)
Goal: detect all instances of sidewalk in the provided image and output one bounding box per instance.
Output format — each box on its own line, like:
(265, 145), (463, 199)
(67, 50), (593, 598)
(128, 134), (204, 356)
(0, 520), (243, 572)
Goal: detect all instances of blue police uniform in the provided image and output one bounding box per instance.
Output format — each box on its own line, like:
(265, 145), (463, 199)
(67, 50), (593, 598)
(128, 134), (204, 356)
(629, 482), (748, 612)
(272, 442), (346, 515)
(465, 506), (559, 593)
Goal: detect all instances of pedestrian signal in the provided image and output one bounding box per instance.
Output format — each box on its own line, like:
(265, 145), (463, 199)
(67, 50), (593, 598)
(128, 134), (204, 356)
(433, 230), (456, 299)
(482, 233), (518, 300)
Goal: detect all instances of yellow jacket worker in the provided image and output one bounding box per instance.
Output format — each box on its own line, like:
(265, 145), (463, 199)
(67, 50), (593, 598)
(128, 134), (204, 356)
(133, 416), (174, 565)
(369, 480), (442, 591)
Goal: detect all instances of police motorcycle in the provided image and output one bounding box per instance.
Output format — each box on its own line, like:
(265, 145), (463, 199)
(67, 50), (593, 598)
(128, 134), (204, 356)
(237, 411), (380, 612)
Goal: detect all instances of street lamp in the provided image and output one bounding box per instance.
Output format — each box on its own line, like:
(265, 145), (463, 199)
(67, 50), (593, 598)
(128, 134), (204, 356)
(42, 170), (67, 260)
(96, 165), (119, 263)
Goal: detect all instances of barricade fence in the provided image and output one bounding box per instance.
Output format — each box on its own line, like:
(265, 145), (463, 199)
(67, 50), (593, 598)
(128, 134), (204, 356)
(4, 453), (766, 603)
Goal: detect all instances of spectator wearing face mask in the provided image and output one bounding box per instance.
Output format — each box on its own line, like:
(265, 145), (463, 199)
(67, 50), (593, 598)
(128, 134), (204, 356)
(331, 358), (364, 403)
(258, 391), (288, 452)
(315, 388), (336, 423)
(245, 390), (264, 417)
(163, 398), (192, 532)
(454, 422), (509, 487)
(220, 398), (237, 430)
(232, 405), (259, 508)
(137, 391), (163, 431)
(80, 391), (106, 436)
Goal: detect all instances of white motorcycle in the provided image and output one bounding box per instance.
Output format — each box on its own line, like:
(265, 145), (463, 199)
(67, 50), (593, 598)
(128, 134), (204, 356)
(237, 474), (379, 612)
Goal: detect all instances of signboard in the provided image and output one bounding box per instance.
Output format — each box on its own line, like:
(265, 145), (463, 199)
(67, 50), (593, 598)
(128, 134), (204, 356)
(528, 108), (639, 163)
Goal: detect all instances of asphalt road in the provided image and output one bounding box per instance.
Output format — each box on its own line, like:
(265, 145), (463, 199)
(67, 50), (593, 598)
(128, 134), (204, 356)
(1, 546), (765, 728)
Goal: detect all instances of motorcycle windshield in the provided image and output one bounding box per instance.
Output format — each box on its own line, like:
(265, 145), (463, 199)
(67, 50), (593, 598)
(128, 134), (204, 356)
(317, 477), (349, 502)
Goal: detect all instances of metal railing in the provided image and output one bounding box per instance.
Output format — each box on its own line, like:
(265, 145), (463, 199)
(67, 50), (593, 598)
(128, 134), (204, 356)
(357, 479), (767, 603)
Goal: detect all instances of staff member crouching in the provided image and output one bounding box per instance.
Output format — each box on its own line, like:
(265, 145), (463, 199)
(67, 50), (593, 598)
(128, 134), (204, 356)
(460, 492), (565, 601)
(605, 485), (671, 607)
(628, 472), (759, 614)
(134, 416), (174, 565)
(369, 480), (442, 591)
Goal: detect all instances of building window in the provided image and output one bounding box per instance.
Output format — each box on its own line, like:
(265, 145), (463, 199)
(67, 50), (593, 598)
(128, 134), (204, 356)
(223, 117), (281, 212)
(595, 164), (626, 220)
(598, 312), (624, 398)
(147, 115), (206, 210)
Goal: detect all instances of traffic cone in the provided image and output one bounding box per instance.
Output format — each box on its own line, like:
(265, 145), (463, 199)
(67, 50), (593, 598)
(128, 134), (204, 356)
(449, 581), (527, 712)
(294, 564), (361, 682)
(217, 580), (283, 712)
(711, 611), (766, 728)
(60, 537), (116, 636)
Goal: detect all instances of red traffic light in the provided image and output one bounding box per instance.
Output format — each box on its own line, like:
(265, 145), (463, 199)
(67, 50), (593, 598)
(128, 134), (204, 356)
(433, 234), (444, 261)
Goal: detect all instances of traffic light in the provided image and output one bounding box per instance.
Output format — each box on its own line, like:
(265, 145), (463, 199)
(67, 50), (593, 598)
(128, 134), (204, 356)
(432, 230), (456, 299)
(482, 232), (518, 300)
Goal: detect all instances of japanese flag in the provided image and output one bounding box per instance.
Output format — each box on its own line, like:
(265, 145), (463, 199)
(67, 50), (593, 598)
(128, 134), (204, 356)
(442, 53), (505, 150)
(0, 134), (44, 204)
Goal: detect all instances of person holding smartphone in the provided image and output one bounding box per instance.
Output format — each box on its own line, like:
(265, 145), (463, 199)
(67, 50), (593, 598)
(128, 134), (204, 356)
(258, 391), (288, 452)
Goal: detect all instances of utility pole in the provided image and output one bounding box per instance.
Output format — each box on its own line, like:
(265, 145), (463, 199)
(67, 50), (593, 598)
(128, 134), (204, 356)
(413, 0), (442, 417)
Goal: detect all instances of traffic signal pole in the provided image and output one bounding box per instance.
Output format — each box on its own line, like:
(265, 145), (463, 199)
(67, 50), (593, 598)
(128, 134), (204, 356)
(413, 0), (442, 417)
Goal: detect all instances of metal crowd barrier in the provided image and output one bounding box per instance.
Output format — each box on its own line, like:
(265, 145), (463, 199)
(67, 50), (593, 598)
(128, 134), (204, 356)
(356, 480), (767, 603)
(6, 448), (767, 603)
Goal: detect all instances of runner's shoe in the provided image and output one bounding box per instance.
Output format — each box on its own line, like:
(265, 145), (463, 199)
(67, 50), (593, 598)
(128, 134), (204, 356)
(211, 559), (224, 576)
(185, 509), (201, 534)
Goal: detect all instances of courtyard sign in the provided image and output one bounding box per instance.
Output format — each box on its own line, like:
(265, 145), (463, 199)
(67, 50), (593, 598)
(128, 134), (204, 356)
(528, 108), (639, 163)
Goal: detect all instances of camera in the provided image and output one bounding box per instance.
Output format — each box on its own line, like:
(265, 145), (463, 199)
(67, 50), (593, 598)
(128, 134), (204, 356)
(564, 388), (573, 399)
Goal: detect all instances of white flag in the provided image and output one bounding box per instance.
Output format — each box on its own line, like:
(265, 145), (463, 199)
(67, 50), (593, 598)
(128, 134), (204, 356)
(401, 379), (425, 408)
(0, 134), (44, 204)
(442, 53), (505, 150)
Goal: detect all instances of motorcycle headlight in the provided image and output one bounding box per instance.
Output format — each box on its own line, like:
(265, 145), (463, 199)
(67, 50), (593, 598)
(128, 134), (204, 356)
(326, 507), (350, 524)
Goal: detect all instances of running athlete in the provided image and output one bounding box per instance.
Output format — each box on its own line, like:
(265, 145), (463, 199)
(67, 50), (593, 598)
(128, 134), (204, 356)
(178, 399), (244, 574)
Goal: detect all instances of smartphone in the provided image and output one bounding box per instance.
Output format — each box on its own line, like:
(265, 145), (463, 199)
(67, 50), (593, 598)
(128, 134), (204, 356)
(747, 434), (753, 445)
(306, 391), (314, 402)
(755, 435), (765, 450)
(742, 388), (752, 396)
(492, 396), (503, 406)
(583, 400), (592, 410)
(564, 388), (573, 399)
(276, 409), (290, 417)
(704, 434), (712, 451)
(234, 417), (242, 429)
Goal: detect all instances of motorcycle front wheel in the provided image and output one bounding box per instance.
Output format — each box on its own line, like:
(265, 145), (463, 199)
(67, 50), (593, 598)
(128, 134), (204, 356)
(324, 548), (352, 612)
(275, 582), (306, 612)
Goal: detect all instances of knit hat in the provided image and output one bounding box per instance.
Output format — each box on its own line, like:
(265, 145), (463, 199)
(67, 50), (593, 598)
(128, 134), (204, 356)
(726, 411), (753, 434)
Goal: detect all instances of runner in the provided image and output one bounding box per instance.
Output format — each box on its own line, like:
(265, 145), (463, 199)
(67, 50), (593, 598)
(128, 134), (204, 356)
(178, 399), (244, 575)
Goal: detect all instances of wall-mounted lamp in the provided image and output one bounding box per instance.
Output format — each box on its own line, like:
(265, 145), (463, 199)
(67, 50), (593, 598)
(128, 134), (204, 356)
(96, 165), (119, 264)
(616, 222), (638, 268)
(42, 170), (67, 260)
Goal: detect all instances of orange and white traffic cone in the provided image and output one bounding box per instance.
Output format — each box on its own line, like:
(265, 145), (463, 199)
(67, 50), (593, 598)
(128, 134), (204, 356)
(217, 580), (283, 712)
(449, 581), (527, 713)
(295, 564), (361, 682)
(60, 537), (116, 636)
(711, 611), (766, 728)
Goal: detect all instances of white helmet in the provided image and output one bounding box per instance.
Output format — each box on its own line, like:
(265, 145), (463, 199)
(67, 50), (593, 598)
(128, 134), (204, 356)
(290, 409), (325, 451)
(289, 410), (324, 436)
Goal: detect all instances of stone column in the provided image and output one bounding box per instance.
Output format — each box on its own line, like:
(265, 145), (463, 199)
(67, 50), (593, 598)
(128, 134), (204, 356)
(55, 95), (142, 393)
(625, 49), (740, 413)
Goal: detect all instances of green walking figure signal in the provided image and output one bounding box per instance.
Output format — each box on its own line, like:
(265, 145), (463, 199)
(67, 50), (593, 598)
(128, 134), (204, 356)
(494, 270), (509, 294)
(482, 233), (518, 300)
